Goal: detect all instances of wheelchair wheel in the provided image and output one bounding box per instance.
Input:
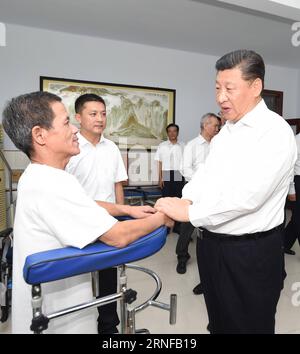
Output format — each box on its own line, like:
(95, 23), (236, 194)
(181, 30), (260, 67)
(0, 305), (9, 322)
(0, 281), (11, 323)
(0, 228), (13, 323)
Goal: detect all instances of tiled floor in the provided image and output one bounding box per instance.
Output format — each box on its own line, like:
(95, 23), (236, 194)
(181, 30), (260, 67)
(1, 231), (300, 334)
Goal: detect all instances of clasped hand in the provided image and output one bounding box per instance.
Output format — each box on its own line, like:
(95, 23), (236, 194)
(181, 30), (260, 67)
(127, 204), (174, 228)
(154, 197), (192, 222)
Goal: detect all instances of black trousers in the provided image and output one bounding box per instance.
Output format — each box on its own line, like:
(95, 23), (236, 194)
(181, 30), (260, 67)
(176, 222), (195, 261)
(196, 236), (202, 283)
(284, 175), (300, 250)
(161, 170), (185, 198)
(162, 170), (185, 233)
(198, 228), (285, 334)
(97, 267), (120, 333)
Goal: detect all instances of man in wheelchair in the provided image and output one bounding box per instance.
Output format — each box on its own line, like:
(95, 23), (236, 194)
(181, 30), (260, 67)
(2, 91), (173, 333)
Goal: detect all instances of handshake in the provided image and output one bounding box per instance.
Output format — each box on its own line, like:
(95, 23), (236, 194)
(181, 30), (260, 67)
(126, 197), (192, 229)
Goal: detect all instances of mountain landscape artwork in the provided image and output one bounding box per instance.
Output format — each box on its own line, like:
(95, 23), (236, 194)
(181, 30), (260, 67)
(41, 77), (175, 149)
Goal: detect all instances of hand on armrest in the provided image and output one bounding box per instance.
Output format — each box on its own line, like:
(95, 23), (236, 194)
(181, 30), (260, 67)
(100, 212), (174, 248)
(96, 200), (155, 218)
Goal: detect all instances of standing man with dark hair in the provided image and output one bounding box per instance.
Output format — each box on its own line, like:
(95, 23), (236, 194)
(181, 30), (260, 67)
(155, 123), (184, 233)
(155, 49), (297, 334)
(176, 113), (220, 286)
(66, 93), (127, 334)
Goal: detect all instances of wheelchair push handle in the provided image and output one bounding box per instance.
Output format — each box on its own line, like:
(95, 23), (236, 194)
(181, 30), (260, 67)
(0, 228), (13, 239)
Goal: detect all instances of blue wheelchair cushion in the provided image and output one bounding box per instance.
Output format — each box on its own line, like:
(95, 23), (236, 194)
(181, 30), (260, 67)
(23, 226), (167, 285)
(124, 189), (144, 198)
(143, 188), (162, 197)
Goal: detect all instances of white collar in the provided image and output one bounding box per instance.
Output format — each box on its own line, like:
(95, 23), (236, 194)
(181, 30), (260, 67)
(226, 99), (267, 130)
(166, 139), (181, 146)
(198, 134), (209, 144)
(78, 132), (106, 147)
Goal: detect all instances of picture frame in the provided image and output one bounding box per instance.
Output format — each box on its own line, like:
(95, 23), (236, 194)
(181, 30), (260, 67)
(262, 89), (283, 116)
(40, 76), (176, 149)
(286, 119), (300, 135)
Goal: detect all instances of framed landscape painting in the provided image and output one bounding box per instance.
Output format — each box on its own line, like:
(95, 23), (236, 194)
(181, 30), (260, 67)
(41, 76), (175, 149)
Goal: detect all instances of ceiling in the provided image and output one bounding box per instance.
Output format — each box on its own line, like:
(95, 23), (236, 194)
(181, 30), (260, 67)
(0, 0), (299, 68)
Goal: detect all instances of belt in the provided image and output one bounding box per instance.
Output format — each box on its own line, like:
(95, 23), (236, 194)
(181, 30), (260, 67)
(198, 224), (284, 241)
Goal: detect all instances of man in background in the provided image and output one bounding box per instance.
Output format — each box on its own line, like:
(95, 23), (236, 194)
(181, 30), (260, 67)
(155, 123), (184, 233)
(176, 113), (220, 297)
(66, 93), (128, 334)
(284, 132), (300, 255)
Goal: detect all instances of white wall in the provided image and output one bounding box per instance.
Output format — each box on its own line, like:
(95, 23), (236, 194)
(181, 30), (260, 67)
(264, 63), (300, 119)
(1, 23), (300, 152)
(298, 70), (300, 117)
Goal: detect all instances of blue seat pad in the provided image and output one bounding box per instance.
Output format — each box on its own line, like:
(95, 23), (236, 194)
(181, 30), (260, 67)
(124, 190), (144, 197)
(23, 226), (167, 285)
(143, 189), (162, 197)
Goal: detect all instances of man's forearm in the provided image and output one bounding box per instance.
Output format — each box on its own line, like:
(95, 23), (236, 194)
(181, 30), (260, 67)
(96, 200), (130, 217)
(158, 161), (163, 180)
(100, 212), (167, 248)
(115, 182), (125, 204)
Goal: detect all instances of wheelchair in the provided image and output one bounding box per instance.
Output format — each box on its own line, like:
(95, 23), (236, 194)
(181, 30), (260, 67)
(0, 227), (13, 323)
(24, 225), (177, 334)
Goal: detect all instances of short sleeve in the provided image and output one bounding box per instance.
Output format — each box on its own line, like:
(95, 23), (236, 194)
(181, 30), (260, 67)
(37, 174), (118, 249)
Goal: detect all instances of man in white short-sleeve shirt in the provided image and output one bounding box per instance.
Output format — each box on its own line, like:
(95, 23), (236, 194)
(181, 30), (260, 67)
(66, 94), (127, 204)
(155, 123), (184, 233)
(66, 94), (128, 334)
(2, 91), (173, 334)
(67, 134), (127, 202)
(155, 124), (185, 197)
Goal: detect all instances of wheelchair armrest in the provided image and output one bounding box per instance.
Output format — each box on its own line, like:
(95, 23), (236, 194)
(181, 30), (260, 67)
(23, 226), (167, 285)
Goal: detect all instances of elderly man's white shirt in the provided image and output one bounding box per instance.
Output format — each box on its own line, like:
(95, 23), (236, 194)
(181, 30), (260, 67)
(294, 133), (300, 176)
(183, 100), (297, 235)
(288, 133), (300, 194)
(154, 140), (185, 171)
(182, 134), (210, 181)
(66, 133), (128, 202)
(12, 164), (117, 333)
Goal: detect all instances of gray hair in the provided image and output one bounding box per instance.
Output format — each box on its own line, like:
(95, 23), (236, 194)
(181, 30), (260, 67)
(200, 113), (220, 130)
(2, 91), (61, 158)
